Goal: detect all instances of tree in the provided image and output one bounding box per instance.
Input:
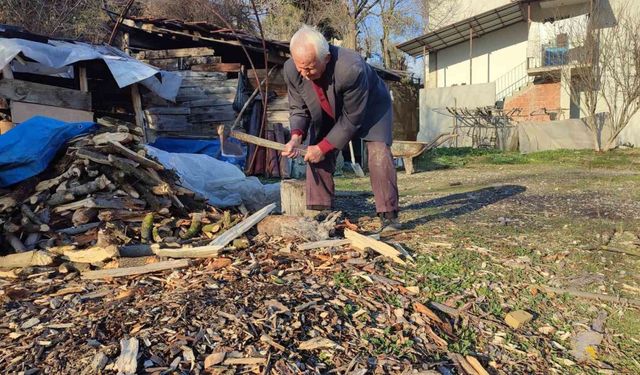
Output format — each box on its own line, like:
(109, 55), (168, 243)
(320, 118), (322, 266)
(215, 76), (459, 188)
(0, 0), (113, 43)
(142, 0), (256, 32)
(561, 0), (640, 151)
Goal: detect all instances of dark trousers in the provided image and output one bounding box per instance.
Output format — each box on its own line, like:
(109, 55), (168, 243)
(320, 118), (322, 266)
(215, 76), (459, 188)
(306, 141), (399, 216)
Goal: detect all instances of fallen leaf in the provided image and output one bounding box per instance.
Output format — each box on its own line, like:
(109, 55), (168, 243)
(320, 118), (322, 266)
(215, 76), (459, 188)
(204, 352), (226, 368)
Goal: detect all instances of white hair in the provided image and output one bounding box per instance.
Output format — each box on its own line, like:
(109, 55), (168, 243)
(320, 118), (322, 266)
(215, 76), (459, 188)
(290, 25), (330, 61)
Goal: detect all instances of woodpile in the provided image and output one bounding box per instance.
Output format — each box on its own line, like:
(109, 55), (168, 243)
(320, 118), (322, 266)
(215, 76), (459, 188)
(0, 116), (250, 272)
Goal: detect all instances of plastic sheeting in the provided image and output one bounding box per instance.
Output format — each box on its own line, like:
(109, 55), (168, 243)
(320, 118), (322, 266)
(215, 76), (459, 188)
(518, 119), (597, 153)
(0, 38), (181, 101)
(0, 116), (97, 187)
(149, 137), (247, 168)
(145, 146), (279, 210)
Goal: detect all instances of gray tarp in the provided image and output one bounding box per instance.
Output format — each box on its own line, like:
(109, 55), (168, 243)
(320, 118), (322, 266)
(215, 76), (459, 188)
(0, 38), (181, 101)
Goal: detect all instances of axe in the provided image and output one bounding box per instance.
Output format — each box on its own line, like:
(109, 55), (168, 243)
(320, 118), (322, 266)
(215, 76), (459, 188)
(217, 125), (307, 157)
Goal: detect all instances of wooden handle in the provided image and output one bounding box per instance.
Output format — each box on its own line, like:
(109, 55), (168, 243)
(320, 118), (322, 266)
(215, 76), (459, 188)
(229, 130), (307, 156)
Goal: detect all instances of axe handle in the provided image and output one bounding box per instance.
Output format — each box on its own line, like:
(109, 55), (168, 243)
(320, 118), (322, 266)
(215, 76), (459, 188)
(229, 130), (307, 156)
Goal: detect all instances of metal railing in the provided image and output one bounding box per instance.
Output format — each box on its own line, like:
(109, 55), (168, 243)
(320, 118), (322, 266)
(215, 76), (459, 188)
(494, 61), (534, 101)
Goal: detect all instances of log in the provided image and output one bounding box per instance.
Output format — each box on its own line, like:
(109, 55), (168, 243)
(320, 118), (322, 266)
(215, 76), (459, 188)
(0, 178), (38, 213)
(180, 212), (202, 239)
(108, 141), (164, 170)
(6, 233), (26, 252)
(47, 175), (110, 206)
(58, 222), (100, 235)
(36, 166), (82, 192)
(257, 215), (333, 241)
(0, 250), (55, 270)
(344, 229), (407, 265)
(98, 210), (148, 223)
(141, 213), (154, 243)
(154, 203), (276, 258)
(81, 259), (190, 280)
(280, 180), (305, 216)
(72, 208), (98, 226)
(0, 79), (91, 110)
(20, 204), (44, 225)
(119, 244), (154, 257)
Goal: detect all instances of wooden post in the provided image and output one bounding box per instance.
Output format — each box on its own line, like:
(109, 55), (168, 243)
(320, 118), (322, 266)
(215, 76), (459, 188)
(280, 180), (306, 216)
(78, 66), (88, 92)
(2, 64), (14, 79)
(130, 84), (147, 143)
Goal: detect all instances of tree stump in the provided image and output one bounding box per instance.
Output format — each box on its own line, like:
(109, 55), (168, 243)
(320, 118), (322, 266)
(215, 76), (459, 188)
(280, 179), (306, 216)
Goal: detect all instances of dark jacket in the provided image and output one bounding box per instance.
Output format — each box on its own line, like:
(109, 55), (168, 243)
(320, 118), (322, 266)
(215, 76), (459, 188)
(283, 45), (393, 150)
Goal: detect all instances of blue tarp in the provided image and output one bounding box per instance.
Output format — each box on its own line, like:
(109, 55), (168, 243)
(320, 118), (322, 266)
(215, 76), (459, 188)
(149, 137), (247, 168)
(0, 116), (97, 187)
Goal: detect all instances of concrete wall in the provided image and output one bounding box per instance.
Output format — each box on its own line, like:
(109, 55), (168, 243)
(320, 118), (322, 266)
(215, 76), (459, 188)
(418, 83), (496, 146)
(432, 22), (528, 88)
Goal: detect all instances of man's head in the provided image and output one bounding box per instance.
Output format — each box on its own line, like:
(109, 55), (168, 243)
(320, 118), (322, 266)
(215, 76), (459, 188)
(290, 25), (331, 81)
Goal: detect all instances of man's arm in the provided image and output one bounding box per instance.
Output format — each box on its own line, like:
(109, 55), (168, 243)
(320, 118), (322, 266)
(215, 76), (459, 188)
(283, 66), (310, 138)
(322, 63), (369, 151)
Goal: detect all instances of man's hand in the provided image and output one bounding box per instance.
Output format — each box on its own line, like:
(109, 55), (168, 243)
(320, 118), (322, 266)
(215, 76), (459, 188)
(282, 134), (303, 159)
(304, 145), (325, 163)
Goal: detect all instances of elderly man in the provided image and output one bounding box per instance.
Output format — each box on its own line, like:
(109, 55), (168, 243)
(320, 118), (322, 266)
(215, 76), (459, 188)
(281, 25), (400, 231)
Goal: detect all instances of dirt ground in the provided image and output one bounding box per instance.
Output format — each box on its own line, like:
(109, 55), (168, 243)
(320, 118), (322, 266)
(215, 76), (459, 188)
(335, 148), (640, 374)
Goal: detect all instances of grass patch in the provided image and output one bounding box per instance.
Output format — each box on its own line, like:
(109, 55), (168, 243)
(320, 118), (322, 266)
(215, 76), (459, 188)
(413, 148), (640, 172)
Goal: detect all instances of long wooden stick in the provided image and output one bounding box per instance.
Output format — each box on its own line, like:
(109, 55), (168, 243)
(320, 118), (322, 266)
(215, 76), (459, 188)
(538, 285), (640, 306)
(81, 259), (190, 280)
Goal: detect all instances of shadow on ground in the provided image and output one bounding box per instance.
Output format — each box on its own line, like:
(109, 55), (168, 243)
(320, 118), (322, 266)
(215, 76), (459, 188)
(400, 185), (527, 229)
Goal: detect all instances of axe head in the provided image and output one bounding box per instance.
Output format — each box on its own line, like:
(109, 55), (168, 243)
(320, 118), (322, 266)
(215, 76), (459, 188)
(217, 125), (244, 157)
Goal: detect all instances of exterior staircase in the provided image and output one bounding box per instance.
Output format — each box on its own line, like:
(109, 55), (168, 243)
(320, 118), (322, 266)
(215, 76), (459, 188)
(494, 61), (534, 103)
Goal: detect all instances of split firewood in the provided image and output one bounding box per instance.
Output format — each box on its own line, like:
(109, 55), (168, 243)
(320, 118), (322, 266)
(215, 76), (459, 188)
(108, 141), (164, 170)
(0, 250), (55, 269)
(115, 337), (139, 375)
(59, 245), (119, 264)
(132, 182), (162, 211)
(76, 149), (112, 165)
(119, 244), (155, 257)
(92, 132), (133, 146)
(344, 229), (408, 265)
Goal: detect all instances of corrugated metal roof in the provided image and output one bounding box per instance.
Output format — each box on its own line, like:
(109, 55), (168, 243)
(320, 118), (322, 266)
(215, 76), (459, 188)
(396, 2), (526, 57)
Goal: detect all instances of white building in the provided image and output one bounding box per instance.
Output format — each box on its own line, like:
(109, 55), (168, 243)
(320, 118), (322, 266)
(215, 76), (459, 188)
(397, 0), (640, 150)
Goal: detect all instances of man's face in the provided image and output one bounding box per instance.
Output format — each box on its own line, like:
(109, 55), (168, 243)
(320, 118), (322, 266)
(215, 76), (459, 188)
(291, 44), (330, 81)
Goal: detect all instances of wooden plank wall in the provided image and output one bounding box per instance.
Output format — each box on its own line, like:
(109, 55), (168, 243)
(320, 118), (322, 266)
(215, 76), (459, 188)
(140, 54), (291, 139)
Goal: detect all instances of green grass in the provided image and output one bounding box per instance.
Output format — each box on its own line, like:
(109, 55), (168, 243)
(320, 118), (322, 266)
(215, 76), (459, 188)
(413, 147), (640, 172)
